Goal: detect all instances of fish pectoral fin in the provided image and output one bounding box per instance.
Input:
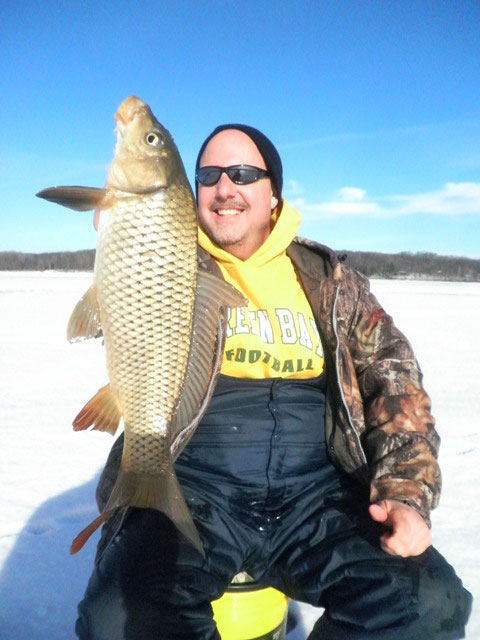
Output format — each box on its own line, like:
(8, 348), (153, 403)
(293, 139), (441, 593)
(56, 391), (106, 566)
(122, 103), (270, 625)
(36, 186), (106, 212)
(73, 384), (122, 435)
(70, 508), (118, 555)
(67, 284), (102, 342)
(102, 464), (205, 557)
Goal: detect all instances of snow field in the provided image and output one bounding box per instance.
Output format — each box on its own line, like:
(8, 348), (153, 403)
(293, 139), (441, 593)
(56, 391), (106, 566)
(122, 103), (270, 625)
(0, 273), (478, 638)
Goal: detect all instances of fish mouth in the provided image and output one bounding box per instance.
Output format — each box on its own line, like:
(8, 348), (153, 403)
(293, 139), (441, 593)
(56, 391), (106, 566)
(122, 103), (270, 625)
(114, 96), (147, 132)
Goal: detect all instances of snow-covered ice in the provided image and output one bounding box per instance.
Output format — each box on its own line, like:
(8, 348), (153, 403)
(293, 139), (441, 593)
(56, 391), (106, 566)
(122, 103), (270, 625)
(0, 272), (478, 639)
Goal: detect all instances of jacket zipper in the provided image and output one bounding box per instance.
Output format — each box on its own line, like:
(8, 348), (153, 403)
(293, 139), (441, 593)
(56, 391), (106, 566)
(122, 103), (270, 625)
(332, 284), (368, 467)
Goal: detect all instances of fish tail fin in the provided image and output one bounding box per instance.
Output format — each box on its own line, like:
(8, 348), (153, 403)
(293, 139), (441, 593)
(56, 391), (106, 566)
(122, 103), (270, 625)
(101, 462), (205, 557)
(73, 383), (122, 435)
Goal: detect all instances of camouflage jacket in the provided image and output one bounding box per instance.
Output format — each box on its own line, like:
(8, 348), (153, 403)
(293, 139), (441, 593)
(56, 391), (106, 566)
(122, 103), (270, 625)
(95, 236), (440, 559)
(284, 237), (440, 523)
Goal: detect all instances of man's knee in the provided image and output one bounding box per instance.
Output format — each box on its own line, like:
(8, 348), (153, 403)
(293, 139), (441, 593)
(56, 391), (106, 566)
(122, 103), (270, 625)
(411, 548), (472, 637)
(309, 547), (472, 640)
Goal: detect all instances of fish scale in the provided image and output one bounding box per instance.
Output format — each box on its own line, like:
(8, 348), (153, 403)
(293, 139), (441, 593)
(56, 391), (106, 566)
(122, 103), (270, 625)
(96, 189), (196, 477)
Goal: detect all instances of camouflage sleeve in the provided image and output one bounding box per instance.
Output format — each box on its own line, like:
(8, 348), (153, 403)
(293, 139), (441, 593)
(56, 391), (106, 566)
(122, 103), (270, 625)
(347, 272), (441, 524)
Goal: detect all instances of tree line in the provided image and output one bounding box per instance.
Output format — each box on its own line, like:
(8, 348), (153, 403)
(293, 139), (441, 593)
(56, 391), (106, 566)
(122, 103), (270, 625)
(339, 250), (480, 281)
(0, 250), (95, 271)
(0, 249), (479, 281)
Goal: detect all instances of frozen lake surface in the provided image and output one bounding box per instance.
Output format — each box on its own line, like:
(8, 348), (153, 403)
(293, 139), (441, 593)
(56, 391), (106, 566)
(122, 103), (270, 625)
(0, 272), (478, 639)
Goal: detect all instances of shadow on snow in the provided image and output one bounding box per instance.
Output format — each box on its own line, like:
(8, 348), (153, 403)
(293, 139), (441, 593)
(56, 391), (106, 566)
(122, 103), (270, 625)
(0, 474), (102, 640)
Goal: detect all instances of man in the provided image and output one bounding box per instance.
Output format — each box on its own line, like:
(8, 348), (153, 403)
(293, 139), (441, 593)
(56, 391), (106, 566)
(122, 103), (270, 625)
(76, 125), (472, 639)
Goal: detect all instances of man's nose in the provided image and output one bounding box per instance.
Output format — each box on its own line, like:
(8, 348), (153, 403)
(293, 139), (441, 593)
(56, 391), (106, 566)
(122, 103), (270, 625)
(215, 171), (237, 199)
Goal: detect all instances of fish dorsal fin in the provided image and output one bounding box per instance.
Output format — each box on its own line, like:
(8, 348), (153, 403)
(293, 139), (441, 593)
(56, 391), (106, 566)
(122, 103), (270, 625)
(67, 284), (102, 342)
(170, 270), (247, 458)
(36, 186), (106, 211)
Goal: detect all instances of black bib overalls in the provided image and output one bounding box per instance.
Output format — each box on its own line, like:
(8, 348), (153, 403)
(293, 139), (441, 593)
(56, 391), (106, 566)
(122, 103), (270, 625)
(76, 375), (471, 640)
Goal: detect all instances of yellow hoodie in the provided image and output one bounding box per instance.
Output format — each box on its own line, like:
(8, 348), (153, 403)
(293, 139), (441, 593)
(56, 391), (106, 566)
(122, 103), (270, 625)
(198, 202), (324, 379)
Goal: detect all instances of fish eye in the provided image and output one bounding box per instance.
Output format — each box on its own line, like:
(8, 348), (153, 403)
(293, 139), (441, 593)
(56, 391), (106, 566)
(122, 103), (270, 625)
(145, 131), (164, 147)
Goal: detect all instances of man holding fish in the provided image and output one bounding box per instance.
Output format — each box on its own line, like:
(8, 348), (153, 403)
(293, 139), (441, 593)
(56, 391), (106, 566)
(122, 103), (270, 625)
(38, 97), (471, 639)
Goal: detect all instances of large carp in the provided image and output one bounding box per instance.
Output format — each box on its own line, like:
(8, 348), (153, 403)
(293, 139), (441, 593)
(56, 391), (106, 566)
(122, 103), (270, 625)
(37, 96), (245, 555)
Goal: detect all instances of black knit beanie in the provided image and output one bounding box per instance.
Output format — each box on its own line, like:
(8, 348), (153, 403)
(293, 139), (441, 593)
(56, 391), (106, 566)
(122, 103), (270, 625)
(195, 124), (283, 200)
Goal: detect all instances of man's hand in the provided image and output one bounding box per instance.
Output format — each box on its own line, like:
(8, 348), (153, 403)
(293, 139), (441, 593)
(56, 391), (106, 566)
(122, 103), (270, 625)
(369, 499), (432, 557)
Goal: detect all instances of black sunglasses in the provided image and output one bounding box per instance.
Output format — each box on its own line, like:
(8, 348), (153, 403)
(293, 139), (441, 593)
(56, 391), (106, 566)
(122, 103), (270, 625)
(196, 164), (270, 187)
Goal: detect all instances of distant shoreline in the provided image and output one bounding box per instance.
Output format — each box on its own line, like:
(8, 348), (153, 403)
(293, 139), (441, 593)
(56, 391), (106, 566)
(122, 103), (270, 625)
(1, 249), (479, 282)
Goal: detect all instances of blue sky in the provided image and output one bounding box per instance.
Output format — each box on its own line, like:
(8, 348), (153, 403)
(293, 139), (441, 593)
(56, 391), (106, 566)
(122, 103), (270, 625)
(1, 0), (479, 257)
